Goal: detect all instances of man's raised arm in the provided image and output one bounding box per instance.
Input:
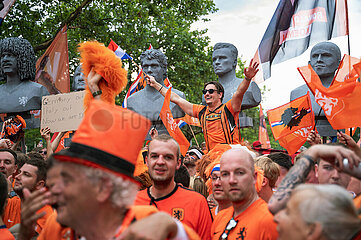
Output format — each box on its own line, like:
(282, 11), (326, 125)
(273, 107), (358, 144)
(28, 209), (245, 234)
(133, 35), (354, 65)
(268, 144), (361, 215)
(230, 58), (259, 112)
(146, 76), (194, 116)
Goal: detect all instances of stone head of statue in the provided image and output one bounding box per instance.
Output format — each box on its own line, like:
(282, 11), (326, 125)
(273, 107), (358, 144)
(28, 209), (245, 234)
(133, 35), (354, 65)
(140, 49), (167, 83)
(0, 0), (4, 11)
(309, 41), (341, 79)
(0, 37), (36, 82)
(72, 65), (85, 91)
(212, 42), (238, 76)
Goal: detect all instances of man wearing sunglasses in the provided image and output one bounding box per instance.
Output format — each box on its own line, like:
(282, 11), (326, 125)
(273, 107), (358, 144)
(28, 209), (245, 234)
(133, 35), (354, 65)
(147, 59), (259, 152)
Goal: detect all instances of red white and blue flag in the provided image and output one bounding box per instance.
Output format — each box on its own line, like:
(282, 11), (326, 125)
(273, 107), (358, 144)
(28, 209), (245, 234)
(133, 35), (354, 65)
(163, 77), (172, 88)
(254, 0), (348, 83)
(108, 39), (132, 60)
(175, 119), (187, 128)
(122, 70), (146, 108)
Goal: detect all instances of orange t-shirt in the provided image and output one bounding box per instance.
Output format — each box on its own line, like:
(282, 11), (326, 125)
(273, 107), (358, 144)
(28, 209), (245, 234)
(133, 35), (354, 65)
(134, 184), (212, 240)
(193, 101), (240, 151)
(35, 205), (54, 234)
(354, 194), (361, 209)
(353, 195), (361, 220)
(2, 196), (53, 233)
(211, 198), (278, 240)
(114, 205), (200, 240)
(211, 207), (217, 219)
(38, 206), (200, 240)
(37, 212), (75, 240)
(2, 197), (21, 229)
(0, 226), (15, 240)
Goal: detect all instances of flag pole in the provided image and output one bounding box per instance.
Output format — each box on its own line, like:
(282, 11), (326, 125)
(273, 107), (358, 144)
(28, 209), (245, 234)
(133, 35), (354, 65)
(188, 124), (199, 148)
(345, 0), (350, 55)
(344, 0), (353, 136)
(345, 0), (353, 136)
(313, 108), (322, 131)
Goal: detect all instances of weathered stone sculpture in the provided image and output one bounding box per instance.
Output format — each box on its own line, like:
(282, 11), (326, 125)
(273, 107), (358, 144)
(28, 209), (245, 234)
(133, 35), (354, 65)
(0, 37), (49, 128)
(72, 65), (85, 91)
(127, 49), (185, 137)
(205, 42), (262, 127)
(290, 41), (341, 136)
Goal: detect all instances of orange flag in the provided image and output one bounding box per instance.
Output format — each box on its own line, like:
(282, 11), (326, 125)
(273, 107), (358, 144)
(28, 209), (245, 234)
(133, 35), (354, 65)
(298, 58), (361, 130)
(332, 55), (360, 85)
(180, 114), (201, 127)
(278, 125), (314, 155)
(259, 104), (271, 148)
(267, 93), (314, 140)
(35, 26), (70, 94)
(160, 87), (190, 156)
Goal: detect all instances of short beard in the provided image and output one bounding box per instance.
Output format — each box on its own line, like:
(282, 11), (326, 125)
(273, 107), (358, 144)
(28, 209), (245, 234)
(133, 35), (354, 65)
(14, 185), (36, 200)
(149, 174), (173, 188)
(227, 192), (245, 203)
(13, 186), (24, 199)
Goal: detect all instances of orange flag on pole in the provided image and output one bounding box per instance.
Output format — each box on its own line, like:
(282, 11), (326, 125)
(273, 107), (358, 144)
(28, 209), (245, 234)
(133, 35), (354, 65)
(35, 26), (70, 94)
(267, 93), (314, 155)
(267, 93), (314, 140)
(332, 55), (360, 85)
(278, 125), (314, 155)
(160, 87), (190, 156)
(180, 114), (200, 127)
(259, 104), (271, 148)
(298, 58), (361, 130)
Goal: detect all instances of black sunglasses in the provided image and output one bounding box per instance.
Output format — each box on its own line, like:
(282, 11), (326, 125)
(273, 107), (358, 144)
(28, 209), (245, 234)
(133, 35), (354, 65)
(220, 217), (238, 240)
(202, 89), (217, 94)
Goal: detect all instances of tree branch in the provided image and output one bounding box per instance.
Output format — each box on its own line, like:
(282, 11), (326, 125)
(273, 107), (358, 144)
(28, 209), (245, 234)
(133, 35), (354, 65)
(33, 0), (94, 52)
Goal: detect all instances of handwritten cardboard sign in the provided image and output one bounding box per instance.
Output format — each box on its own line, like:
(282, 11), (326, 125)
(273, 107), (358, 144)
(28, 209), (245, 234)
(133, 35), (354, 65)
(41, 91), (85, 132)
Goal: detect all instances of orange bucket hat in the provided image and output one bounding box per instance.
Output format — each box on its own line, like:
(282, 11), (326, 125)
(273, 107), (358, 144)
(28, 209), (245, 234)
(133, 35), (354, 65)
(53, 100), (151, 182)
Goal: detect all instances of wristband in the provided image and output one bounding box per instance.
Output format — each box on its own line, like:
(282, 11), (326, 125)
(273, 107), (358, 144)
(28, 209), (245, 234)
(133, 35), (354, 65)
(158, 86), (164, 92)
(92, 90), (102, 98)
(302, 155), (315, 165)
(245, 77), (252, 81)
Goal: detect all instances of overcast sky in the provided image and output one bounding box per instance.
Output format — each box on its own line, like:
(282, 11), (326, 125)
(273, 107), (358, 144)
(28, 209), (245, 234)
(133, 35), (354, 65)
(192, 0), (361, 111)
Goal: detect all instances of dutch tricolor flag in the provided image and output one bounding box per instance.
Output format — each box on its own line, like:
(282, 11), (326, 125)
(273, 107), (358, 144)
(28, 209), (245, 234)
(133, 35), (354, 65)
(108, 39), (132, 60)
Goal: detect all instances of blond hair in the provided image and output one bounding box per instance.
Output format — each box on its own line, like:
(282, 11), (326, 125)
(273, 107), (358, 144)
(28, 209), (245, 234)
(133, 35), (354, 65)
(255, 156), (280, 188)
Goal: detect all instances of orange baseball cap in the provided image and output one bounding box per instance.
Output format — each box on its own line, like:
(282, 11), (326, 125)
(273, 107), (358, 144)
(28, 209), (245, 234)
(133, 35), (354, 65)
(53, 100), (151, 182)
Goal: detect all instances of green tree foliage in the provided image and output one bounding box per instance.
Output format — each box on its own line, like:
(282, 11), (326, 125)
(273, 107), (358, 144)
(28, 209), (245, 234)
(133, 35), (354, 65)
(0, 0), (217, 149)
(1, 0), (217, 101)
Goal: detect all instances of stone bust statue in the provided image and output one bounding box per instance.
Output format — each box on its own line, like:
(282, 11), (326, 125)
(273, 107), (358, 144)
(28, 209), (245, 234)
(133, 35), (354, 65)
(127, 49), (185, 136)
(290, 41), (341, 136)
(0, 37), (49, 128)
(206, 42), (262, 127)
(72, 65), (86, 91)
(0, 0), (4, 11)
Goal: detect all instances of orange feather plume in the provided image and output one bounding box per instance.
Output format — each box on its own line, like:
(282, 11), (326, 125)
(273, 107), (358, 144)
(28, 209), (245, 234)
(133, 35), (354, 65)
(78, 41), (128, 109)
